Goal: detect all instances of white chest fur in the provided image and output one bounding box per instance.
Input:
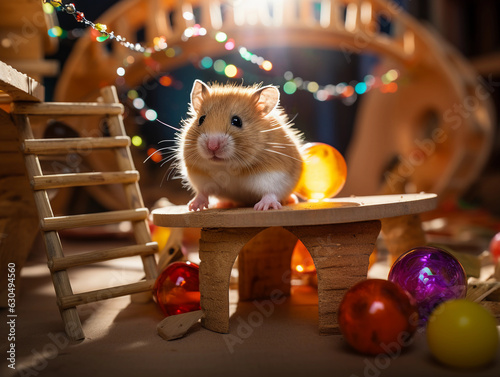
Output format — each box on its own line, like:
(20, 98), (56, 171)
(188, 169), (295, 205)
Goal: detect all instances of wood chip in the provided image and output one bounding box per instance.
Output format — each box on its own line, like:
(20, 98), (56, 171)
(157, 310), (203, 341)
(467, 279), (500, 302)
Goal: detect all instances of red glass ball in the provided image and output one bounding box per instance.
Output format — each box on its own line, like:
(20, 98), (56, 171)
(489, 232), (500, 263)
(338, 279), (418, 355)
(153, 261), (200, 316)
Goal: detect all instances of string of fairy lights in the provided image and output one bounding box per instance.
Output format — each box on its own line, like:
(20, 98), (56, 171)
(44, 1), (400, 100)
(44, 0), (401, 162)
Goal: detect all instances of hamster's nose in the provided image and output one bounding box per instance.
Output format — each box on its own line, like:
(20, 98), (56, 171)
(207, 139), (220, 152)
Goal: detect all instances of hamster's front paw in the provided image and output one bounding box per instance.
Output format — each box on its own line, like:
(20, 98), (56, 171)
(188, 193), (209, 211)
(254, 194), (282, 211)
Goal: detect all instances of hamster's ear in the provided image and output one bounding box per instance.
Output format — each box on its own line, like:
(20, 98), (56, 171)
(191, 80), (210, 111)
(254, 86), (279, 116)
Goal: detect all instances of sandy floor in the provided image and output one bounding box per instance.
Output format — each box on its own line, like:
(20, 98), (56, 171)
(1, 236), (499, 377)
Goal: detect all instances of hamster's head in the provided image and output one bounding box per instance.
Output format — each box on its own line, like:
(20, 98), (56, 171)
(181, 80), (281, 172)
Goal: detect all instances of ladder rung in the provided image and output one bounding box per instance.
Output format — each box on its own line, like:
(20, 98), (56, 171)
(49, 242), (159, 271)
(58, 279), (156, 309)
(32, 171), (139, 190)
(22, 136), (130, 154)
(41, 208), (149, 231)
(12, 102), (124, 116)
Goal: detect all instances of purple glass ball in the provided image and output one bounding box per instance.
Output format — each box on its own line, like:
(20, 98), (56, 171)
(388, 246), (467, 324)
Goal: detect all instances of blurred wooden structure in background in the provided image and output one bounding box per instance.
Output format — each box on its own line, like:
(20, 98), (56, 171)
(0, 0), (59, 82)
(54, 0), (495, 260)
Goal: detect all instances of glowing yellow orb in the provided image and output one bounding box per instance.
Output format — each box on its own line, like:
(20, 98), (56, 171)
(295, 142), (347, 200)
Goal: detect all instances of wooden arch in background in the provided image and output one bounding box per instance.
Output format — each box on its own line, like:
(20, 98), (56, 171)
(54, 0), (494, 209)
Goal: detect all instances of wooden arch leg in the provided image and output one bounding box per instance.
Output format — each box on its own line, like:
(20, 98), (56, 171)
(199, 227), (265, 333)
(286, 220), (381, 335)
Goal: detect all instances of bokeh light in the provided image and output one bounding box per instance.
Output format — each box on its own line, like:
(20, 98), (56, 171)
(224, 64), (237, 78)
(132, 98), (145, 109)
(145, 109), (158, 121)
(315, 90), (329, 101)
(283, 81), (297, 95)
(224, 38), (235, 50)
(342, 85), (354, 97)
(165, 48), (176, 58)
(183, 11), (194, 21)
(261, 60), (273, 71)
(284, 71), (294, 81)
(200, 56), (213, 69)
(355, 82), (367, 94)
(307, 81), (319, 93)
(215, 32), (227, 43)
(386, 69), (399, 82)
(159, 76), (172, 86)
(43, 3), (54, 14)
(213, 59), (226, 74)
(48, 26), (63, 37)
(127, 90), (138, 100)
(131, 135), (143, 147)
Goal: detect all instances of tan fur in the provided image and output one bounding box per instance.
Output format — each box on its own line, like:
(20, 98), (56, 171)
(177, 80), (303, 208)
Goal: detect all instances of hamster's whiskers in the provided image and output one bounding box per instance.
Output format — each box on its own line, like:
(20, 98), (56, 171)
(287, 113), (299, 125)
(161, 164), (184, 186)
(156, 119), (181, 132)
(264, 148), (303, 163)
(260, 126), (283, 133)
(143, 145), (178, 163)
(267, 142), (296, 147)
(158, 139), (177, 144)
(159, 153), (178, 167)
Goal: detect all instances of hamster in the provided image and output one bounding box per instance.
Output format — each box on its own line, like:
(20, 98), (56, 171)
(177, 80), (303, 211)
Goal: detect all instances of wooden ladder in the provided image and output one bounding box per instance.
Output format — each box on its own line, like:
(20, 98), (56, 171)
(11, 86), (158, 341)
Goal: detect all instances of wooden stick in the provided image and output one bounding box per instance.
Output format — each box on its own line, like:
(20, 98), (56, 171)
(11, 101), (123, 116)
(49, 242), (158, 271)
(32, 171), (139, 190)
(22, 136), (130, 154)
(58, 279), (156, 309)
(41, 208), (149, 231)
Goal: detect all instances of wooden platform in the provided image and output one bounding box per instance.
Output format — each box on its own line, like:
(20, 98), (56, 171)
(152, 193), (437, 335)
(153, 193), (438, 228)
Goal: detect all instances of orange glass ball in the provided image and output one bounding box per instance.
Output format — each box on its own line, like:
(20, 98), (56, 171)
(294, 142), (347, 200)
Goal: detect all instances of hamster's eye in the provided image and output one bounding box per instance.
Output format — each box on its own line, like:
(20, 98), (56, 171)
(198, 115), (206, 126)
(231, 116), (242, 128)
